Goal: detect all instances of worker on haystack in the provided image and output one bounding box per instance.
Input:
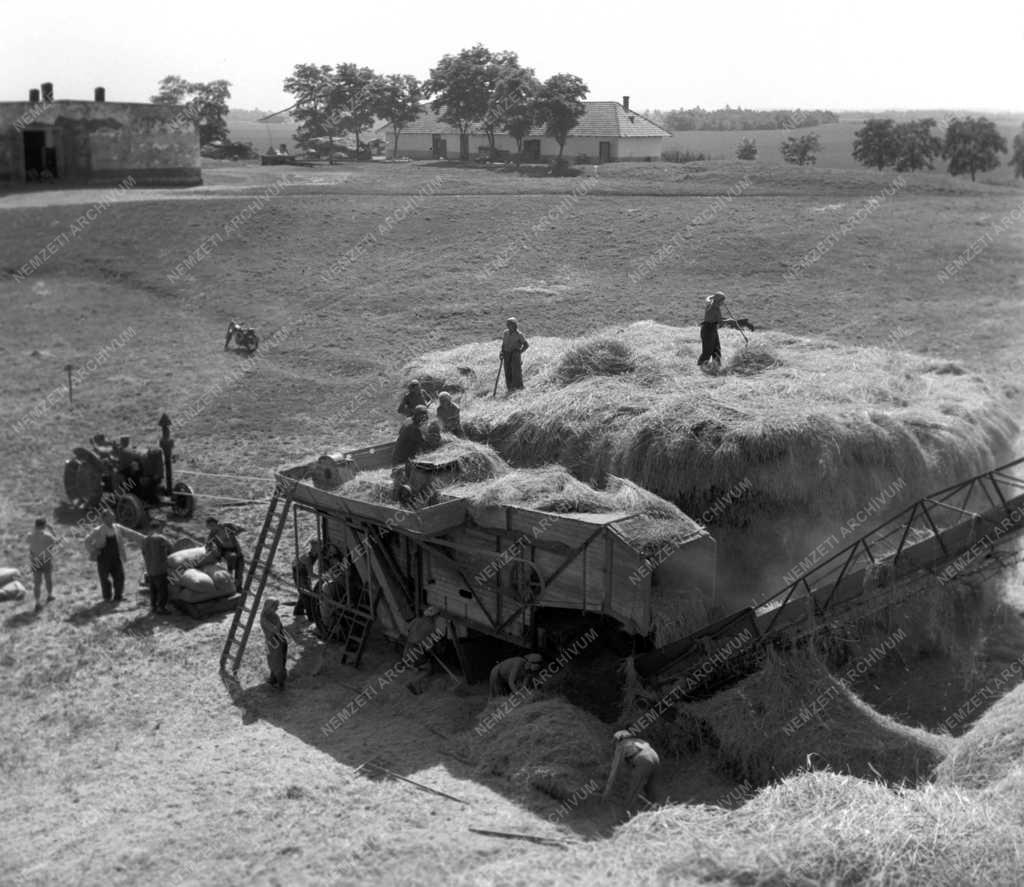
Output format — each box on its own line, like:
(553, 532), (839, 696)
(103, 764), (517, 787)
(206, 517), (245, 593)
(404, 604), (444, 695)
(697, 292), (727, 369)
(436, 391), (462, 435)
(292, 537), (322, 618)
(489, 653), (543, 698)
(391, 404), (430, 501)
(260, 598), (288, 690)
(603, 730), (666, 814)
(501, 317), (529, 393)
(397, 380), (432, 417)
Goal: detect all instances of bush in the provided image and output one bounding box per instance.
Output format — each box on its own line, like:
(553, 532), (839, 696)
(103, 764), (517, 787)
(661, 149), (708, 163)
(736, 138), (758, 160)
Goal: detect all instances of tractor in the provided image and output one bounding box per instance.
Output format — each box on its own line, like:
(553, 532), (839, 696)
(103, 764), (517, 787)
(62, 414), (195, 528)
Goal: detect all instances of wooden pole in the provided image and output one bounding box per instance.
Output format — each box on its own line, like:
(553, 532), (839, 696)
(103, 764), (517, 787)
(64, 364), (74, 405)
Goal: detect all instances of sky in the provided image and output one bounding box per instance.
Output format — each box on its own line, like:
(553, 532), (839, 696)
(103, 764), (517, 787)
(3, 0), (1023, 114)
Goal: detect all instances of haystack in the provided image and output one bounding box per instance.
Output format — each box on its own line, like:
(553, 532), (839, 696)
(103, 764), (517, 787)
(407, 321), (1018, 589)
(684, 649), (951, 786)
(461, 697), (610, 800)
(934, 681), (1024, 790)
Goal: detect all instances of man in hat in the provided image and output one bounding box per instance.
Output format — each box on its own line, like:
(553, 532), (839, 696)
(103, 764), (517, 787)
(500, 318), (529, 393)
(436, 391), (462, 435)
(404, 605), (445, 694)
(292, 537), (322, 618)
(603, 730), (665, 814)
(392, 405), (431, 503)
(139, 521), (173, 614)
(260, 598), (288, 690)
(397, 380), (432, 417)
(698, 292), (726, 369)
(489, 653), (543, 698)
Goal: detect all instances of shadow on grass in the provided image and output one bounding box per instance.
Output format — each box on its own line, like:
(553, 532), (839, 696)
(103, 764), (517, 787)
(65, 599), (121, 624)
(3, 609), (39, 629)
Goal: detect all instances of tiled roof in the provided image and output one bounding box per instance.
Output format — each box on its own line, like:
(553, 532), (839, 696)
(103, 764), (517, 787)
(378, 101), (670, 138)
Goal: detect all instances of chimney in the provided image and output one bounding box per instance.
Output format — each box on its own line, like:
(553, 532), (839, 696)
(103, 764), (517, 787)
(41, 82), (54, 102)
(94, 86), (106, 102)
(29, 88), (40, 103)
(622, 95), (630, 111)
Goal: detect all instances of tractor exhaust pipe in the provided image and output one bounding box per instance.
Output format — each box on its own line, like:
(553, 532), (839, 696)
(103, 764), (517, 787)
(158, 413), (174, 492)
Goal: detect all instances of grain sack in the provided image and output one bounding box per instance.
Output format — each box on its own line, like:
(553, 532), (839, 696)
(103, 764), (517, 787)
(0, 567), (22, 588)
(167, 546), (209, 573)
(0, 580), (26, 602)
(212, 569), (236, 596)
(181, 568), (216, 595)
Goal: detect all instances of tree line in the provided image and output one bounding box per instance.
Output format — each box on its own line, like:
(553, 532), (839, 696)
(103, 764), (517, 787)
(648, 107), (839, 131)
(281, 46), (589, 163)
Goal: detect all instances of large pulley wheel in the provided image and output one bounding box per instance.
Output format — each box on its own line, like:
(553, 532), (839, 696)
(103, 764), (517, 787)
(65, 457), (104, 507)
(115, 493), (147, 529)
(170, 481), (195, 519)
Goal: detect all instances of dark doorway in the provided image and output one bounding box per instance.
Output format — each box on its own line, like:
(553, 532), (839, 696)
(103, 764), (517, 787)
(431, 135), (447, 160)
(23, 131), (47, 181)
(523, 139), (541, 162)
(598, 141), (612, 163)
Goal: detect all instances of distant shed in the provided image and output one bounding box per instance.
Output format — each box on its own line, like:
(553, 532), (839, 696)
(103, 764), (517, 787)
(0, 83), (201, 187)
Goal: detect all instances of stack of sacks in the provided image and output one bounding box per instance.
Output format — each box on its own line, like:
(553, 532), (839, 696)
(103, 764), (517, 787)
(167, 546), (237, 604)
(0, 567), (26, 602)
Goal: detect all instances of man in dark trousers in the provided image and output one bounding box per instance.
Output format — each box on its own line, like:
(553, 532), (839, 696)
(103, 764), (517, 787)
(698, 292), (726, 369)
(291, 537), (322, 618)
(500, 317), (529, 392)
(140, 523), (173, 614)
(84, 509), (129, 602)
(206, 517), (245, 593)
(397, 380), (432, 417)
(260, 598), (288, 690)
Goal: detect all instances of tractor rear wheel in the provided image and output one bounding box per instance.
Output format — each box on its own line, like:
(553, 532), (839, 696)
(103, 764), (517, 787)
(64, 457), (104, 507)
(170, 482), (195, 519)
(115, 493), (147, 529)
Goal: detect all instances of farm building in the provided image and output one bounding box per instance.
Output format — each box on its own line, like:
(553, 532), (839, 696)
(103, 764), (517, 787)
(0, 83), (201, 187)
(378, 97), (669, 163)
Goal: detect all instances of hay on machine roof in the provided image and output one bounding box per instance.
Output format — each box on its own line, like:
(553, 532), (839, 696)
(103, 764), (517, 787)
(405, 321), (1018, 527)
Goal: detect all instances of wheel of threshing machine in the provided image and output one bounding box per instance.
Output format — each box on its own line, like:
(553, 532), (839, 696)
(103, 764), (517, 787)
(115, 493), (147, 529)
(312, 570), (366, 641)
(170, 481), (195, 519)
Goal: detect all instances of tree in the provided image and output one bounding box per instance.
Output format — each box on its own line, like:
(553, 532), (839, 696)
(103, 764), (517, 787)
(151, 75), (191, 105)
(780, 133), (821, 166)
(374, 74), (424, 159)
(283, 64), (342, 154)
(852, 118), (898, 170)
(427, 44), (498, 160)
(151, 76), (232, 145)
(1010, 125), (1024, 179)
(892, 118), (942, 172)
(736, 137), (758, 160)
(329, 64), (380, 158)
(535, 74), (589, 161)
(942, 116), (1007, 181)
(481, 57), (536, 158)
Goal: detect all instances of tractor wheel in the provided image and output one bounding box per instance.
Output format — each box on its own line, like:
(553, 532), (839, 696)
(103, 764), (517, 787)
(242, 331), (259, 353)
(115, 493), (147, 529)
(67, 457), (104, 507)
(170, 482), (195, 519)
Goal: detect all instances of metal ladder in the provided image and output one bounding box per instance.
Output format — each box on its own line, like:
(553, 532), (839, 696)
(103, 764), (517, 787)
(219, 482), (296, 676)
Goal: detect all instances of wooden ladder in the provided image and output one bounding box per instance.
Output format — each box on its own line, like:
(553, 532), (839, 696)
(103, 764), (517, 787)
(339, 597), (376, 668)
(219, 482), (295, 676)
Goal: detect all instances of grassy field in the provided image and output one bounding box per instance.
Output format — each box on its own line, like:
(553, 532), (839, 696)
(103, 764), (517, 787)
(2, 159), (1024, 885)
